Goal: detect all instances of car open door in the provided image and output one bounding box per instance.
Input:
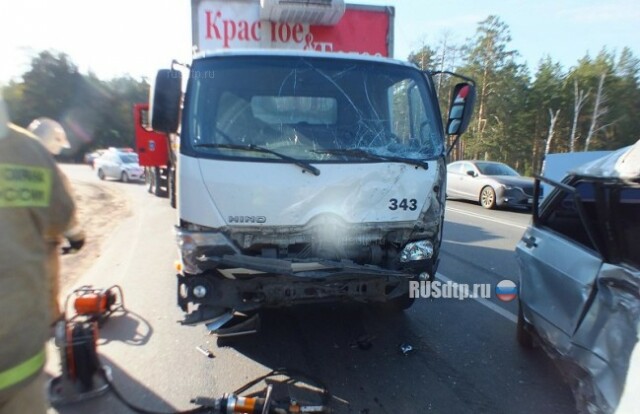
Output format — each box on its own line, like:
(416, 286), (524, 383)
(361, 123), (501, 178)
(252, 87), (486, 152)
(516, 178), (605, 342)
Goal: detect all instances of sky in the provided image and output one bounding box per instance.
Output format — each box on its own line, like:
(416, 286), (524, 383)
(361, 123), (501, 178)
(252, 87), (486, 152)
(1, 0), (639, 84)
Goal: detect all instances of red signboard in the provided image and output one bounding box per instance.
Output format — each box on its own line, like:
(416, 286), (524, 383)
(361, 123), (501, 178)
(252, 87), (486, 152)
(304, 9), (391, 56)
(194, 1), (393, 57)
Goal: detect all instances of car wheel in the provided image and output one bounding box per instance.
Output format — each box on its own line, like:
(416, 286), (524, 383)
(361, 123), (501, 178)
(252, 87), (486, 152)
(97, 169), (105, 180)
(121, 172), (129, 183)
(480, 186), (497, 209)
(517, 300), (534, 349)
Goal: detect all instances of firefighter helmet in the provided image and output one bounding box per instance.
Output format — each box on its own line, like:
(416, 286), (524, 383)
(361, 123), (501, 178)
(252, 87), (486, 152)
(28, 118), (70, 155)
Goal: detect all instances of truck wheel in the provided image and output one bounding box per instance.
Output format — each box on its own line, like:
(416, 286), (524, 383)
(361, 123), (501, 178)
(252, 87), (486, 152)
(153, 168), (163, 197)
(168, 169), (176, 209)
(146, 169), (153, 193)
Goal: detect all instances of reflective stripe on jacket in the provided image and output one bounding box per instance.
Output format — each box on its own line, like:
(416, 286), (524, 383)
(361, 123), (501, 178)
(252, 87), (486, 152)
(0, 350), (45, 391)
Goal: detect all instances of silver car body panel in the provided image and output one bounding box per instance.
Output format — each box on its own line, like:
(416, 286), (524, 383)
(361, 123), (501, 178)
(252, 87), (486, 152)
(516, 139), (640, 414)
(572, 142), (640, 181)
(517, 227), (603, 340)
(541, 151), (612, 197)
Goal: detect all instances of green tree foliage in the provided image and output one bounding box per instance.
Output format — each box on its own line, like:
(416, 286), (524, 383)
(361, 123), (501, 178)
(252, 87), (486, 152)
(2, 51), (149, 161)
(457, 16), (530, 169)
(528, 57), (567, 173)
(408, 17), (640, 174)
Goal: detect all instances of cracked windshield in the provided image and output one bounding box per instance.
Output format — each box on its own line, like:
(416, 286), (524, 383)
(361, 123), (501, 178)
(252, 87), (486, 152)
(187, 57), (441, 162)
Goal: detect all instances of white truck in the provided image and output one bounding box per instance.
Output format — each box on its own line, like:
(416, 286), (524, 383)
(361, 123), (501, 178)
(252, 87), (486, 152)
(149, 0), (476, 335)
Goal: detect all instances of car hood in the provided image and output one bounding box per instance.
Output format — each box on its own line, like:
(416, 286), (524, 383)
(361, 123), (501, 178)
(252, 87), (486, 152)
(488, 175), (533, 187)
(572, 139), (640, 181)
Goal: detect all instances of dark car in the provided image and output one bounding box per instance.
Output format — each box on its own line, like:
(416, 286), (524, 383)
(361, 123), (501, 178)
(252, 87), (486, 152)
(446, 160), (535, 209)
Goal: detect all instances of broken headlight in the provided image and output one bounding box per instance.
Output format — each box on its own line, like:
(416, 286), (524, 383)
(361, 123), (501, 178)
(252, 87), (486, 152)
(400, 240), (434, 262)
(175, 228), (240, 274)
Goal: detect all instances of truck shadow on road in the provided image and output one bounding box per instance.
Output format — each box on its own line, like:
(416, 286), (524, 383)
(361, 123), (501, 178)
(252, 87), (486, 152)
(214, 301), (575, 414)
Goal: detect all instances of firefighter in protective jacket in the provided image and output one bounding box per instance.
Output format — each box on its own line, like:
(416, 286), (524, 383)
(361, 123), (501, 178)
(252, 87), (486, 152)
(0, 99), (76, 414)
(28, 117), (86, 323)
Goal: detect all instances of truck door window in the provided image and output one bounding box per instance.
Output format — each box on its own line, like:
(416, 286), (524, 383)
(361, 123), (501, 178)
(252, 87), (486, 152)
(389, 80), (432, 152)
(140, 109), (153, 132)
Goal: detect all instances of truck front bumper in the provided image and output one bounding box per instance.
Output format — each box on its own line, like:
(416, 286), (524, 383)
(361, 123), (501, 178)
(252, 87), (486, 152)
(177, 254), (436, 324)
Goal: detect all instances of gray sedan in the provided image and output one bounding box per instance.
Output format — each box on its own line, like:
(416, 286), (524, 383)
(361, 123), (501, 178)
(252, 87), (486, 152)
(446, 160), (535, 209)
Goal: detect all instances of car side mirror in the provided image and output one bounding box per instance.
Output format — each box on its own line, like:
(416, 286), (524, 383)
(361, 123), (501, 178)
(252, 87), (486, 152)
(466, 170), (476, 177)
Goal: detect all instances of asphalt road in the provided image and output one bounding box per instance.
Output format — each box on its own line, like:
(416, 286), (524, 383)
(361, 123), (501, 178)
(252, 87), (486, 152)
(47, 164), (577, 414)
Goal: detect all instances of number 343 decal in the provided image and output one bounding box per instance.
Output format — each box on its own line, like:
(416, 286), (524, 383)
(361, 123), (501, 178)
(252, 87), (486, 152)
(388, 198), (418, 211)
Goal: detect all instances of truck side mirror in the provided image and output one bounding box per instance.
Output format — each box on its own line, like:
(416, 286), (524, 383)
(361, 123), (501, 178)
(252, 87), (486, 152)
(446, 83), (476, 136)
(150, 69), (182, 134)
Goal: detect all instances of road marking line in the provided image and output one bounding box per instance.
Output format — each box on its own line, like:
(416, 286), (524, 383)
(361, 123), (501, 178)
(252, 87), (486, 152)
(436, 272), (517, 324)
(445, 207), (528, 230)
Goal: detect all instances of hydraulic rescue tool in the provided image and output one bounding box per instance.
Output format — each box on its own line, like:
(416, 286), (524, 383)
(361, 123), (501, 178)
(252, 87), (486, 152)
(47, 285), (125, 406)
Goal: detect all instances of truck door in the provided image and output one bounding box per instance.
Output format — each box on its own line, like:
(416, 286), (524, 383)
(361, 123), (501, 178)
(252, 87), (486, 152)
(133, 103), (168, 167)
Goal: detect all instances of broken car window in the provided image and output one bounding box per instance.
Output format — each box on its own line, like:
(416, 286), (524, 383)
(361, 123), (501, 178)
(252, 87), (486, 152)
(613, 187), (640, 268)
(540, 181), (601, 252)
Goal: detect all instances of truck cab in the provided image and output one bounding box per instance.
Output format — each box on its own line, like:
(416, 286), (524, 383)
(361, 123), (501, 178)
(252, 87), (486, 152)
(148, 1), (475, 333)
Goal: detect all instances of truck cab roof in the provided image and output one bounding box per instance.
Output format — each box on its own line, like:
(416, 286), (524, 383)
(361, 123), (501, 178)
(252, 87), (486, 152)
(193, 49), (417, 69)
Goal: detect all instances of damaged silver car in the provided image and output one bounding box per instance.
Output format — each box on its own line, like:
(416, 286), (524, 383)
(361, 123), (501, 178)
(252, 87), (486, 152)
(515, 141), (640, 414)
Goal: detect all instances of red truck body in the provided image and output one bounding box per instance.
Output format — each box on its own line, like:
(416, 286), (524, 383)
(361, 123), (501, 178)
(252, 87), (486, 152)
(133, 103), (168, 167)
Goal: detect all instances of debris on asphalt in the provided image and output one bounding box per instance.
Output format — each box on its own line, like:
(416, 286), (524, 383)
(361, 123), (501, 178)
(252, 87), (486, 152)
(399, 343), (413, 355)
(196, 345), (215, 358)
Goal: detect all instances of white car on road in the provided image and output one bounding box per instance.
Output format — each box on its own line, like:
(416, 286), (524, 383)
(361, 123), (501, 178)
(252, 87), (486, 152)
(95, 151), (144, 182)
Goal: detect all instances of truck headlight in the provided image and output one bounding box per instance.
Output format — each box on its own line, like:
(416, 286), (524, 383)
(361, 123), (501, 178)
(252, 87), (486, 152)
(400, 240), (434, 262)
(175, 228), (240, 273)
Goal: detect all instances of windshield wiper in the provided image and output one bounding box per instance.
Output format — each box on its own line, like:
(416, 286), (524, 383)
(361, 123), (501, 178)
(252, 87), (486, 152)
(195, 143), (321, 176)
(313, 148), (428, 170)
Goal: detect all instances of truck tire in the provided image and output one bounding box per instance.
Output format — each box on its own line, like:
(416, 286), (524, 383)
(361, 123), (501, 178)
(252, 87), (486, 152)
(168, 168), (176, 209)
(146, 168), (153, 193)
(153, 168), (164, 197)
